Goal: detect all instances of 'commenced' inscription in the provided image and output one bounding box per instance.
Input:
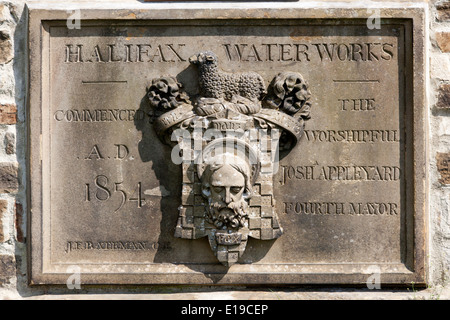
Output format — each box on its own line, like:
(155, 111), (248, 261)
(54, 109), (147, 122)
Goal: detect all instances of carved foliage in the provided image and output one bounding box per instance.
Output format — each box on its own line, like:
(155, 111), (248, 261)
(263, 72), (312, 119)
(147, 76), (190, 111)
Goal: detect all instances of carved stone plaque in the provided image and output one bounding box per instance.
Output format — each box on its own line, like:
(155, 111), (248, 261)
(28, 6), (427, 285)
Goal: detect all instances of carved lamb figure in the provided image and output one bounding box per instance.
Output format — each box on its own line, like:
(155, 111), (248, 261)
(189, 51), (266, 102)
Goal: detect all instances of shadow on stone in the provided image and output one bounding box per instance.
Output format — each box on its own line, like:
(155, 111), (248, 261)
(133, 65), (277, 283)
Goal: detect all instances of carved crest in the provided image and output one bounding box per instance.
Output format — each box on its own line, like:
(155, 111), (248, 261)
(148, 51), (311, 266)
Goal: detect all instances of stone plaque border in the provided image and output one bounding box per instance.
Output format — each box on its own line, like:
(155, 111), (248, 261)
(27, 4), (428, 286)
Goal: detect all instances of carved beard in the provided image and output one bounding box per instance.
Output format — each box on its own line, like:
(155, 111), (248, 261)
(206, 198), (249, 230)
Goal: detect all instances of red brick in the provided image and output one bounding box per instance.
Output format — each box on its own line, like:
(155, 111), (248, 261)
(0, 104), (17, 124)
(436, 32), (450, 52)
(15, 202), (24, 243)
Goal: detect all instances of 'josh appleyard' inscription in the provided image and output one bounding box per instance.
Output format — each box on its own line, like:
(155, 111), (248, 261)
(279, 165), (400, 184)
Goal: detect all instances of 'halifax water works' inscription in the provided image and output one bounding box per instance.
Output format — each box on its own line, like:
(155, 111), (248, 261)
(64, 42), (395, 63)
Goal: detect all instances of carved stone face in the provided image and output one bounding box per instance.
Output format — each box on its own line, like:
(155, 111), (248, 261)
(203, 163), (250, 230)
(210, 165), (245, 205)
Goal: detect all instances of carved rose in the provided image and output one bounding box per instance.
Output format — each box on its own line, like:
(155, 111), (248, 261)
(148, 76), (190, 111)
(263, 72), (312, 119)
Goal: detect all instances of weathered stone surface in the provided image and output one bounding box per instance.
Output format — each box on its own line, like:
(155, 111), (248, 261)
(4, 132), (15, 154)
(28, 6), (427, 286)
(0, 199), (7, 242)
(430, 55), (450, 80)
(437, 1), (450, 21)
(436, 84), (450, 109)
(0, 30), (13, 65)
(437, 153), (450, 184)
(21, 287), (450, 300)
(0, 163), (18, 192)
(0, 255), (15, 286)
(0, 3), (17, 23)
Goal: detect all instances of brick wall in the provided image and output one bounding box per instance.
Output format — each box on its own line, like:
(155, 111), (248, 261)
(430, 0), (450, 287)
(0, 1), (25, 298)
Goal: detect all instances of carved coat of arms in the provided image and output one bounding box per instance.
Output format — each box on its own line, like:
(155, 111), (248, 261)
(148, 51), (311, 266)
